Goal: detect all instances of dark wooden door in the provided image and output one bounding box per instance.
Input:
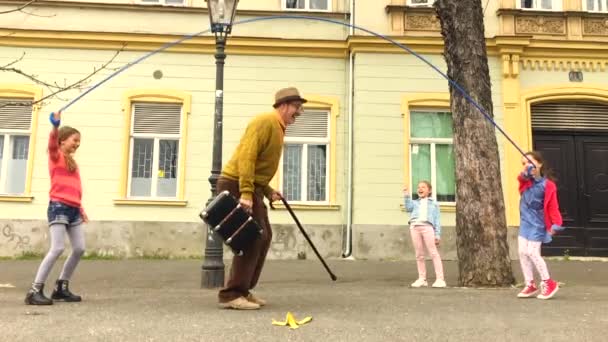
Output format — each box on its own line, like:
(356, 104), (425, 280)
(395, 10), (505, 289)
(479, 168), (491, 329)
(534, 134), (608, 256)
(576, 136), (608, 256)
(533, 135), (585, 256)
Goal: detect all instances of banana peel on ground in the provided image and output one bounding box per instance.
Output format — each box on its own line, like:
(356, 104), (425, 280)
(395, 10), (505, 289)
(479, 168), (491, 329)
(272, 312), (312, 329)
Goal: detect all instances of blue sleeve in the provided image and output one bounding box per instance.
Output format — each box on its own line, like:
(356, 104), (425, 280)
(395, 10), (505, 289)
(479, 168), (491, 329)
(404, 195), (414, 212)
(433, 202), (441, 238)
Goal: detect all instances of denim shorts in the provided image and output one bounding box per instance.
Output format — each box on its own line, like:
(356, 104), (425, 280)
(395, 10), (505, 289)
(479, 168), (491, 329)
(48, 201), (82, 227)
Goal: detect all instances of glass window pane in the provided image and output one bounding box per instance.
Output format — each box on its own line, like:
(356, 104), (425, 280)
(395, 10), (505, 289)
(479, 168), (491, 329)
(130, 138), (153, 197)
(283, 144), (302, 201)
(6, 136), (29, 194)
(541, 0), (552, 9)
(436, 144), (456, 202)
(307, 145), (327, 201)
(0, 136), (4, 187)
(310, 0), (328, 10)
(285, 0), (304, 9)
(156, 139), (178, 197)
(410, 111), (453, 139)
(411, 144), (431, 200)
(521, 0), (533, 8)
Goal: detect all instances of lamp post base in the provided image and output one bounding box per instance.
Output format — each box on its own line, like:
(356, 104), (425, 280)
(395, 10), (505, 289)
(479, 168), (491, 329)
(201, 227), (226, 288)
(201, 267), (225, 289)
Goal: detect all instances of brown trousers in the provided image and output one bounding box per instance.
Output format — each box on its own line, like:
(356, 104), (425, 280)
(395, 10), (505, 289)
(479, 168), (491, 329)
(217, 177), (273, 303)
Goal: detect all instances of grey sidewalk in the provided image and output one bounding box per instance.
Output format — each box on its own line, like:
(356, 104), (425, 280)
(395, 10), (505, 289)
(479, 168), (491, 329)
(1, 259), (607, 342)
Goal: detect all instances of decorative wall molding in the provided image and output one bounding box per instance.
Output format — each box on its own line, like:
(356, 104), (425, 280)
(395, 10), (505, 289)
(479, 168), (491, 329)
(502, 54), (521, 77)
(386, 5), (442, 35)
(583, 18), (608, 36)
(404, 13), (441, 31)
(499, 8), (608, 40)
(519, 58), (608, 72)
(0, 29), (348, 58)
(515, 16), (566, 35)
(5, 28), (608, 63)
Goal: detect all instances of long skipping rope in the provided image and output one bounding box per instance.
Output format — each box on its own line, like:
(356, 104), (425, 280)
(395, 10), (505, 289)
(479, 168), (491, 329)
(56, 14), (532, 162)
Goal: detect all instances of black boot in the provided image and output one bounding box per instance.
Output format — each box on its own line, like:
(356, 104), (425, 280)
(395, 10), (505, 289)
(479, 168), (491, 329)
(51, 280), (82, 302)
(24, 283), (53, 305)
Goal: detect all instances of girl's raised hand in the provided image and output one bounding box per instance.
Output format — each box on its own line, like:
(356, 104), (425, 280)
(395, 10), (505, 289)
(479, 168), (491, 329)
(525, 164), (535, 177)
(50, 111), (62, 127)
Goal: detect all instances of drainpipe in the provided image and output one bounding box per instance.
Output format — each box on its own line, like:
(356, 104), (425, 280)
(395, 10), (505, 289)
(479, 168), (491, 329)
(349, 0), (354, 36)
(342, 0), (355, 258)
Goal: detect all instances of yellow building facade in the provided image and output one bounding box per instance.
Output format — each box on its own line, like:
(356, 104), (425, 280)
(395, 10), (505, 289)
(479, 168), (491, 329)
(1, 0), (607, 259)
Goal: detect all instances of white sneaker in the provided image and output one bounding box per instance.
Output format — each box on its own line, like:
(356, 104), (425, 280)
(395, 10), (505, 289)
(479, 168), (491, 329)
(410, 278), (428, 287)
(432, 279), (447, 288)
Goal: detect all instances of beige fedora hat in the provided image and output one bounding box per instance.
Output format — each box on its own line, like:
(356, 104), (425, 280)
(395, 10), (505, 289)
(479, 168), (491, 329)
(273, 87), (308, 108)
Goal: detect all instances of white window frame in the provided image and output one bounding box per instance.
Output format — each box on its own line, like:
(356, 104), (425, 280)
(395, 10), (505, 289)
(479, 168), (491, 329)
(127, 104), (182, 200)
(282, 0), (332, 12)
(409, 109), (455, 204)
(517, 0), (563, 11)
(280, 110), (331, 204)
(583, 0), (608, 12)
(139, 0), (186, 6)
(0, 99), (32, 196)
(407, 0), (433, 6)
(0, 133), (30, 195)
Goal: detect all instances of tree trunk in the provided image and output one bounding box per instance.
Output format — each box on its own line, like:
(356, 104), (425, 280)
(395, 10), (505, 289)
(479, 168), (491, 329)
(435, 0), (515, 287)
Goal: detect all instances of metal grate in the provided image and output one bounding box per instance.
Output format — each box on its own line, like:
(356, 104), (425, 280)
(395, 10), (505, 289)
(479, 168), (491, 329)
(531, 101), (608, 131)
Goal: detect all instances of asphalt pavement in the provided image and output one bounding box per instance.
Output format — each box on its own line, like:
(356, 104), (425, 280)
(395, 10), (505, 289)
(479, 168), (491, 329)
(1, 259), (607, 342)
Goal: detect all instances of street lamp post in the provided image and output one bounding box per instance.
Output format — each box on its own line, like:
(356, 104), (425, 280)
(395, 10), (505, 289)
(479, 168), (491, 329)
(201, 0), (239, 289)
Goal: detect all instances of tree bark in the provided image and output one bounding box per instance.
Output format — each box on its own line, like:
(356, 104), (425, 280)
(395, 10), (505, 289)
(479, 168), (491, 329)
(435, 0), (515, 286)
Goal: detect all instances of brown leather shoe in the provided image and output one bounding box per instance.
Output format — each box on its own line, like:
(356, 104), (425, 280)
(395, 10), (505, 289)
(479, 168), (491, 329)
(246, 293), (267, 306)
(219, 296), (260, 310)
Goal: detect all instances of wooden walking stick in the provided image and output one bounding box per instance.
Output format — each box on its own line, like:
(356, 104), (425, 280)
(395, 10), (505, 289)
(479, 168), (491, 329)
(275, 195), (337, 281)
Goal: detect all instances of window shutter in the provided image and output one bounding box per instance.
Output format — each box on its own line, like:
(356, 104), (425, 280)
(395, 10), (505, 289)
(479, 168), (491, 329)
(285, 110), (329, 138)
(133, 102), (181, 135)
(531, 101), (608, 131)
(0, 98), (33, 130)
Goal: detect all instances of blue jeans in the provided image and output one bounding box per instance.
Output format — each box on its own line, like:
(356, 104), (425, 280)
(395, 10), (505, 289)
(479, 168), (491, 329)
(47, 201), (82, 227)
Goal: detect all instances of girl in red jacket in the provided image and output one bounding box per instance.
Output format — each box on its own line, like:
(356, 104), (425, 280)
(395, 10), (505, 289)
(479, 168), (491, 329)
(516, 151), (564, 300)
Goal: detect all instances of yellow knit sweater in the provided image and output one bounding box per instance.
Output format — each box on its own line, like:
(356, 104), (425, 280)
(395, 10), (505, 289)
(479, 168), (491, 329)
(221, 111), (285, 201)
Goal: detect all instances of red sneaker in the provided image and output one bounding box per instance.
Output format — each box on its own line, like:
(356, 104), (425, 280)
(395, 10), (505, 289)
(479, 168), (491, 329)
(517, 282), (538, 298)
(537, 279), (559, 300)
